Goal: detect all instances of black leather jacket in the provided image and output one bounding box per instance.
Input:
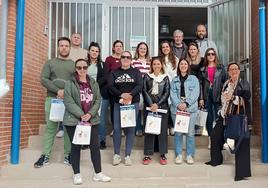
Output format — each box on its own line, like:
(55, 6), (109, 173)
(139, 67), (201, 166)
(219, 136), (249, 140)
(200, 64), (227, 103)
(143, 74), (170, 109)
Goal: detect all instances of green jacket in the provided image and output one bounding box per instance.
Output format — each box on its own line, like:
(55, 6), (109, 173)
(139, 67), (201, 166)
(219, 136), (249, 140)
(63, 74), (101, 126)
(40, 58), (75, 97)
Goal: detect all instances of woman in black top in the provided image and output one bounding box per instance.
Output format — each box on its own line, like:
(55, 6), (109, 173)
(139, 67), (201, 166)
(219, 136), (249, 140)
(142, 56), (170, 165)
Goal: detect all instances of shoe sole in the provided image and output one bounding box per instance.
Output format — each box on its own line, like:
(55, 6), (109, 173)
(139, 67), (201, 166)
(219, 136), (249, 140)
(93, 177), (111, 182)
(34, 162), (49, 168)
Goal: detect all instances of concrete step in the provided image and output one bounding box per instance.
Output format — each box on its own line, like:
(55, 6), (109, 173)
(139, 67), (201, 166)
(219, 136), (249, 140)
(19, 147), (261, 165)
(1, 161), (268, 188)
(29, 133), (261, 151)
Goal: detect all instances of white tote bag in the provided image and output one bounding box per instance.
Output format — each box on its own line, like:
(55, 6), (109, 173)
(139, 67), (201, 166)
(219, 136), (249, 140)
(174, 111), (191, 133)
(145, 113), (162, 135)
(196, 109), (208, 127)
(120, 105), (136, 128)
(72, 122), (91, 145)
(49, 99), (65, 122)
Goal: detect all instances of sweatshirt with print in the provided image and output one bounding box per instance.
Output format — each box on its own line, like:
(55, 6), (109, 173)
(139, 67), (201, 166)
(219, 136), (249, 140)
(108, 67), (143, 103)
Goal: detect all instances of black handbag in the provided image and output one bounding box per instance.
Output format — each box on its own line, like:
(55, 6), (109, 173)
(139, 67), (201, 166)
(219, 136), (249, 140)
(224, 98), (250, 154)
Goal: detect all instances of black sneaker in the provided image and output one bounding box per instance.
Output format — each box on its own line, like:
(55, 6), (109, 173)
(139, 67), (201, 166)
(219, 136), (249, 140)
(34, 154), (49, 168)
(64, 155), (71, 165)
(81, 145), (90, 150)
(100, 141), (106, 150)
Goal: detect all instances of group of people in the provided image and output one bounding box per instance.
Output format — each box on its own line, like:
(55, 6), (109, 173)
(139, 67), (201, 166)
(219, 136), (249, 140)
(34, 23), (251, 185)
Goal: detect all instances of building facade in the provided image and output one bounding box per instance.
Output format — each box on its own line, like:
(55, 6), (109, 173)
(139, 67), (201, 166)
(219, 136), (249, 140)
(0, 0), (264, 166)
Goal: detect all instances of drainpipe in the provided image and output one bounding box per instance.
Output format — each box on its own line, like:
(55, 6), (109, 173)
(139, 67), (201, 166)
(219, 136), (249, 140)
(259, 0), (268, 163)
(0, 0), (10, 98)
(11, 0), (26, 164)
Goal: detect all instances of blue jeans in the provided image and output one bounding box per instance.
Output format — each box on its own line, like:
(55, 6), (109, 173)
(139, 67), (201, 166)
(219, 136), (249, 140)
(99, 98), (110, 142)
(113, 102), (139, 156)
(173, 111), (198, 157)
(206, 88), (219, 136)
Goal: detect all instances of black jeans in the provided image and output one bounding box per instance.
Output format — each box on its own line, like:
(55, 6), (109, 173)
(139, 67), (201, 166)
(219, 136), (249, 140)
(65, 124), (102, 174)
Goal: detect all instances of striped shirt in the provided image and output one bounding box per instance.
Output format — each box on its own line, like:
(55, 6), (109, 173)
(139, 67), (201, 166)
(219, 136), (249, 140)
(131, 59), (150, 77)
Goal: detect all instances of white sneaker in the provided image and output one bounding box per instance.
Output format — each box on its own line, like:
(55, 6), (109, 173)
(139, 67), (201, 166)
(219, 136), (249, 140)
(112, 154), (121, 166)
(93, 172), (111, 182)
(169, 128), (175, 136)
(175, 155), (182, 164)
(124, 156), (132, 166)
(73, 173), (83, 185)
(56, 130), (64, 138)
(186, 155), (194, 164)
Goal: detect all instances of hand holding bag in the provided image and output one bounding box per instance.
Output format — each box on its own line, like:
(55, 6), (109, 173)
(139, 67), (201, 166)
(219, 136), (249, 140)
(174, 111), (191, 133)
(120, 104), (136, 128)
(224, 98), (250, 154)
(72, 121), (91, 145)
(49, 99), (65, 122)
(145, 112), (162, 135)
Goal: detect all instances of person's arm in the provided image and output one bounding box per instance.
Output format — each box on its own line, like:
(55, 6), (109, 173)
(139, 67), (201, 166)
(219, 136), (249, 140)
(97, 61), (107, 88)
(185, 76), (200, 106)
(130, 70), (143, 97)
(87, 80), (101, 117)
(170, 78), (183, 108)
(108, 71), (122, 96)
(40, 61), (60, 94)
(157, 76), (170, 106)
(142, 74), (153, 106)
(63, 81), (84, 119)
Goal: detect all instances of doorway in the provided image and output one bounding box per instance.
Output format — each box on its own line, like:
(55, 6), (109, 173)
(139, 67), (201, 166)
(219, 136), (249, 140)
(159, 7), (207, 45)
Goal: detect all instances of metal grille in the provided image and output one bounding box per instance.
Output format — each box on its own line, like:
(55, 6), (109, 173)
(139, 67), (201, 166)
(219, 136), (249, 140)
(48, 1), (103, 58)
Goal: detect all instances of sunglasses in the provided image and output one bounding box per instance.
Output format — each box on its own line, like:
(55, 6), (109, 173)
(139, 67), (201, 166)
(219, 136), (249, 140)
(207, 53), (215, 56)
(121, 55), (131, 60)
(76, 66), (88, 70)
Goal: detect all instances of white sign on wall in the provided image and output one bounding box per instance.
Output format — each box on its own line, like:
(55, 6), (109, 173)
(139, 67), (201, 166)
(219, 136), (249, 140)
(130, 35), (147, 56)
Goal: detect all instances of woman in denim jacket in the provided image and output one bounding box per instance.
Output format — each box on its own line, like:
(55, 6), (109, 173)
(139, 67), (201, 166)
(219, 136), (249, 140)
(170, 59), (200, 164)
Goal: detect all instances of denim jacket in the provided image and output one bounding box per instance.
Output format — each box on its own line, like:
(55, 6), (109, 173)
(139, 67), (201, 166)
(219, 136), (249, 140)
(170, 75), (200, 114)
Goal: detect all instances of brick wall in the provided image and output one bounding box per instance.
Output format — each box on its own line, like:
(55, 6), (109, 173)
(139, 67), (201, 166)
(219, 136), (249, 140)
(251, 1), (262, 135)
(0, 0), (48, 166)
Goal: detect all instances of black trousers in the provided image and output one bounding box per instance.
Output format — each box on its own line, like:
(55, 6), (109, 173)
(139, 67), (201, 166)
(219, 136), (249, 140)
(144, 112), (168, 155)
(65, 125), (102, 174)
(209, 117), (251, 178)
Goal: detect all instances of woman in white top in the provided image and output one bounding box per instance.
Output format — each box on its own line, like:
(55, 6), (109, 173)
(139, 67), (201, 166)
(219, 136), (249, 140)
(159, 41), (179, 136)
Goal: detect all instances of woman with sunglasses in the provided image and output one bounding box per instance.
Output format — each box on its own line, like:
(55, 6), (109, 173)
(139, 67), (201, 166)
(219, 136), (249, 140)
(205, 62), (251, 181)
(108, 51), (143, 166)
(87, 42), (108, 150)
(200, 48), (227, 148)
(132, 42), (151, 137)
(142, 56), (170, 165)
(159, 40), (179, 136)
(63, 59), (111, 185)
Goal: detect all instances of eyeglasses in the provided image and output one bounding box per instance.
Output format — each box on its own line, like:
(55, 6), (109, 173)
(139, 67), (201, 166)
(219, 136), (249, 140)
(121, 55), (131, 60)
(76, 66), (88, 70)
(207, 53), (215, 56)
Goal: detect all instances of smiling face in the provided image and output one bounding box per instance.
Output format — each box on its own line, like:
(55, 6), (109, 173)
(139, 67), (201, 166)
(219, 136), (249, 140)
(89, 46), (100, 60)
(196, 25), (207, 40)
(75, 60), (88, 78)
(138, 43), (148, 58)
(179, 59), (189, 74)
(228, 64), (240, 81)
(188, 44), (199, 58)
(161, 42), (171, 55)
(152, 59), (163, 74)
